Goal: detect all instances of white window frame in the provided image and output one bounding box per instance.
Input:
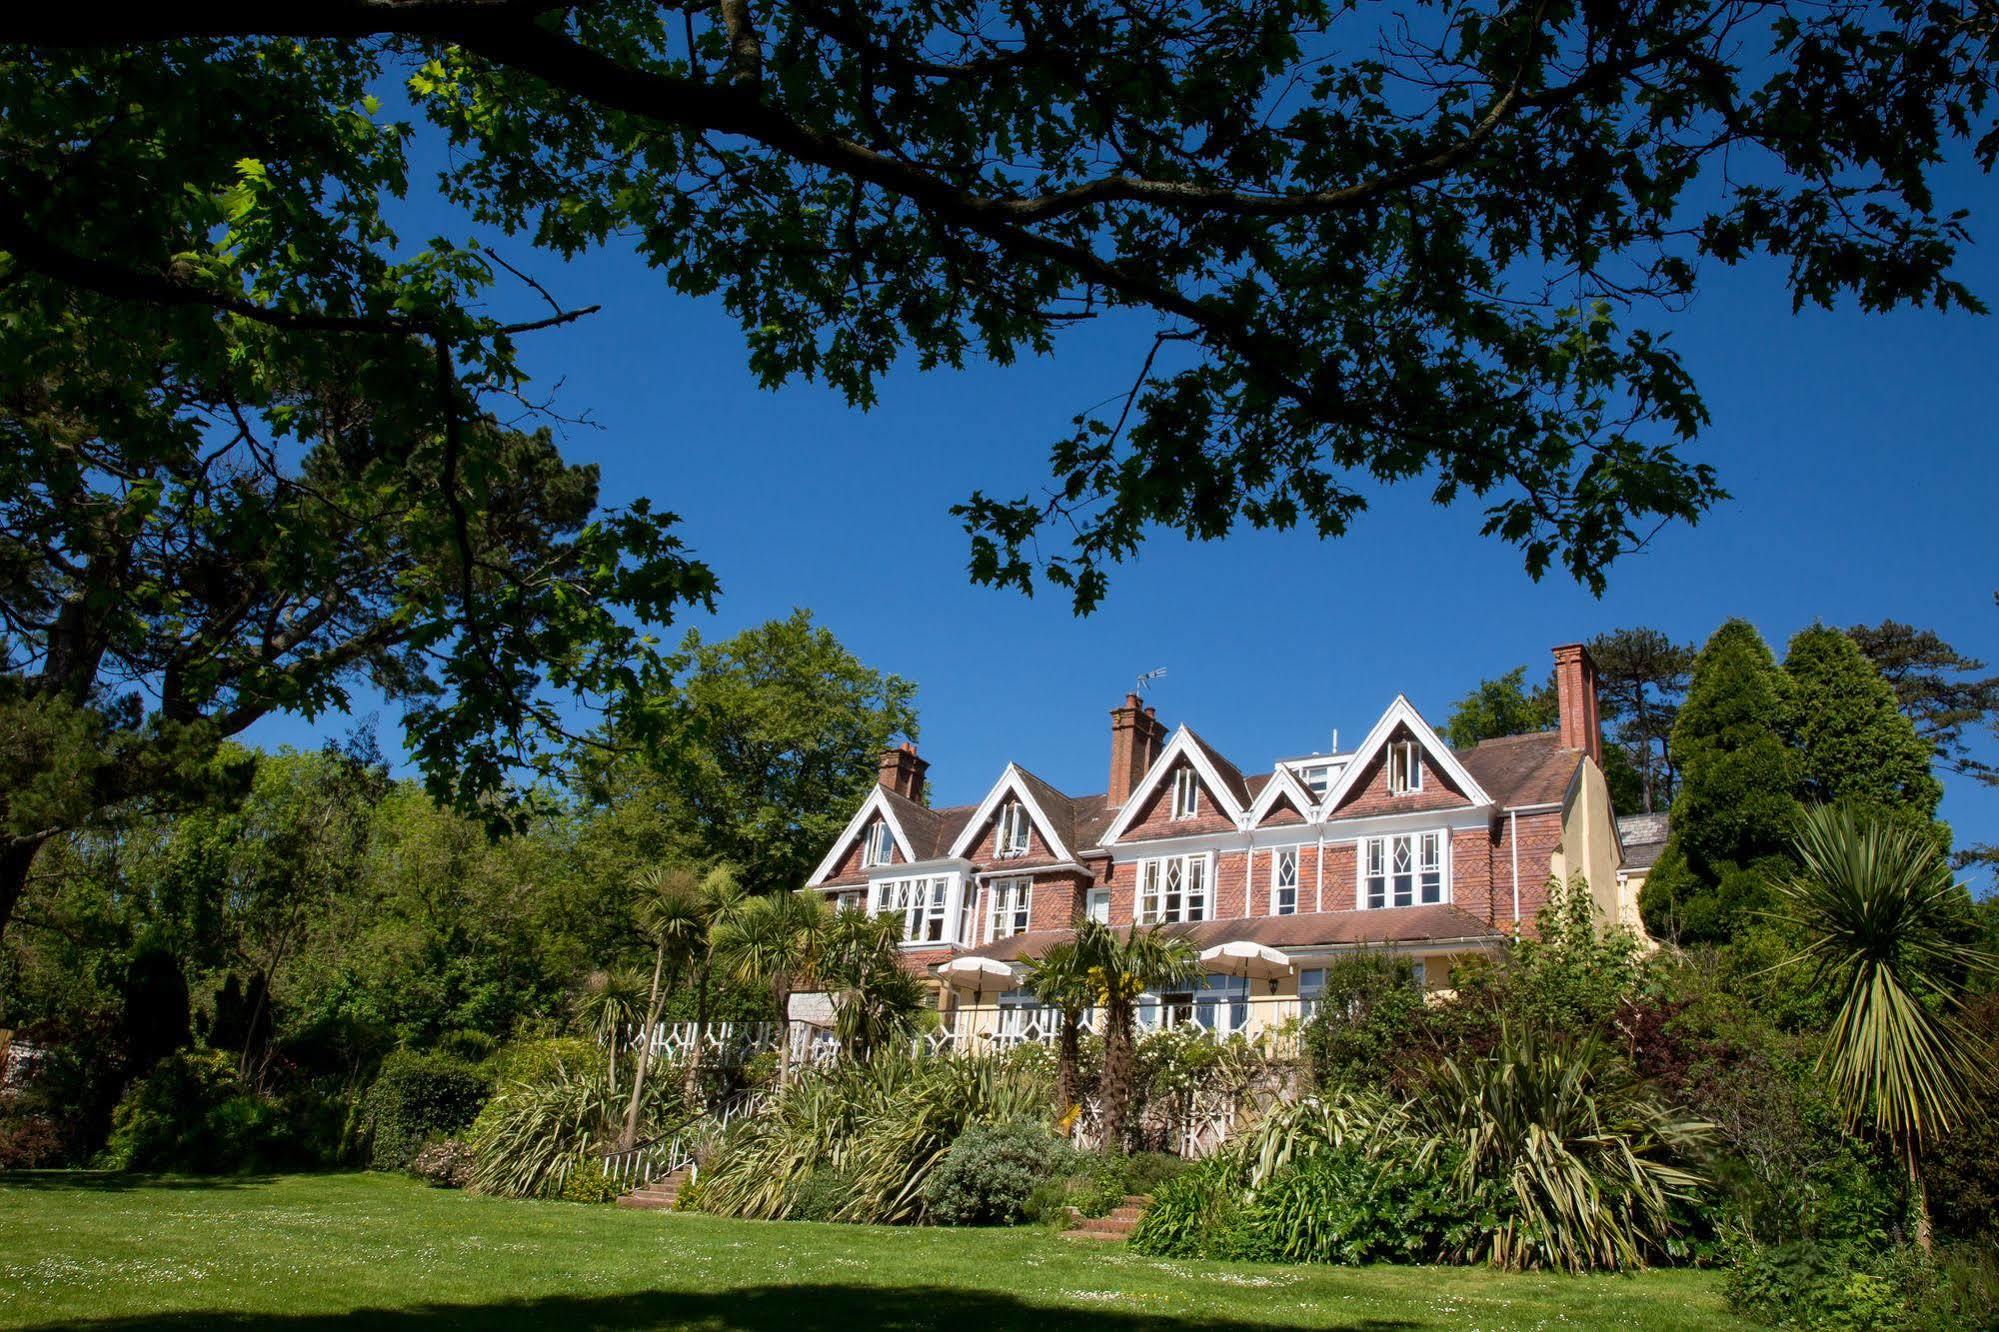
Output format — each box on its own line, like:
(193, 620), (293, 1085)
(988, 877), (1033, 940)
(1387, 740), (1423, 795)
(1300, 766), (1332, 799)
(1359, 831), (1448, 909)
(1086, 888), (1111, 923)
(1137, 852), (1211, 924)
(1270, 846), (1300, 916)
(860, 819), (896, 868)
(995, 800), (1031, 856)
(1171, 767), (1200, 820)
(873, 875), (955, 944)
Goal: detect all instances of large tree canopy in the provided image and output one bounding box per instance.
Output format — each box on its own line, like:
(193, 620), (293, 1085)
(5, 0), (1995, 612)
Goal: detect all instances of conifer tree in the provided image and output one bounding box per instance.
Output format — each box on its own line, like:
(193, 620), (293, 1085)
(1784, 625), (1944, 824)
(1641, 620), (1801, 944)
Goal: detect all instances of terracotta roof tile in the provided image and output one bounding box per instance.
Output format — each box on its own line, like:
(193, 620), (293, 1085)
(1182, 727), (1253, 807)
(1455, 731), (1580, 808)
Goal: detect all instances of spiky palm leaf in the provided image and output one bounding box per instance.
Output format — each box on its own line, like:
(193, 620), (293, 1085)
(1774, 804), (1985, 1159)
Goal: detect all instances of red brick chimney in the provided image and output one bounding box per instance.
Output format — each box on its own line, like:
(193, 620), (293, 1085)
(1109, 694), (1167, 807)
(1552, 643), (1601, 765)
(878, 742), (928, 803)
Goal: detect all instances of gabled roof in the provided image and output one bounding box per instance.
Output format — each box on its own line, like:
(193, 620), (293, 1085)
(946, 763), (1080, 862)
(805, 785), (975, 887)
(1454, 731), (1583, 809)
(1247, 765), (1317, 826)
(1316, 695), (1493, 817)
(1099, 725), (1252, 844)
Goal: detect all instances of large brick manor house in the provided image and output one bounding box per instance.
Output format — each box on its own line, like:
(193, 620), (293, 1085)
(800, 644), (1653, 1031)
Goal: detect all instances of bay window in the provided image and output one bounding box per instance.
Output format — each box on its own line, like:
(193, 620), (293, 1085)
(989, 877), (1032, 940)
(873, 875), (954, 944)
(1360, 831), (1445, 908)
(1137, 853), (1209, 924)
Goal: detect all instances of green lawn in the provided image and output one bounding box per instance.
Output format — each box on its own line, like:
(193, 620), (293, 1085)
(0, 1172), (1750, 1331)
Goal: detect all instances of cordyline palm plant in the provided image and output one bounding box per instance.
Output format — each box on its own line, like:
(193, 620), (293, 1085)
(1081, 920), (1199, 1152)
(1023, 936), (1096, 1119)
(1771, 803), (1991, 1248)
(711, 890), (830, 1083)
(816, 908), (926, 1061)
(677, 864), (743, 1101)
(622, 864), (736, 1148)
(574, 968), (646, 1095)
(1417, 1026), (1711, 1273)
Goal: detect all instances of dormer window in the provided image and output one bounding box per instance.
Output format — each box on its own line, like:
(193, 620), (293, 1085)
(1300, 765), (1332, 799)
(996, 800), (1031, 856)
(860, 819), (895, 868)
(1171, 767), (1200, 820)
(1387, 740), (1422, 795)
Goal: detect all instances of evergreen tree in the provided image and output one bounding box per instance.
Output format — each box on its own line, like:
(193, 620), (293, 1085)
(1641, 620), (1801, 944)
(1589, 628), (1697, 813)
(1784, 624), (1943, 824)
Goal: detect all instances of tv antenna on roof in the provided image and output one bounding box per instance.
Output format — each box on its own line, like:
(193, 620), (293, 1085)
(1135, 667), (1167, 697)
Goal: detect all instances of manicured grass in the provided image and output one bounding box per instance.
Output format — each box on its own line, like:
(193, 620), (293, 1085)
(0, 1172), (1749, 1331)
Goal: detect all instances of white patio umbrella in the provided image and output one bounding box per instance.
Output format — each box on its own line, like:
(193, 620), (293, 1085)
(938, 955), (1019, 1002)
(1198, 940), (1294, 993)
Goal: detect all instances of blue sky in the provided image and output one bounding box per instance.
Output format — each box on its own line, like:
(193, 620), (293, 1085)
(248, 145), (1999, 886)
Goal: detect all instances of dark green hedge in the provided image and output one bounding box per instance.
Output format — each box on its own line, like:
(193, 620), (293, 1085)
(363, 1050), (489, 1170)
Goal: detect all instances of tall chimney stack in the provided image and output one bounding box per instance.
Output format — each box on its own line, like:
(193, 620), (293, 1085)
(1108, 694), (1167, 807)
(1552, 643), (1601, 766)
(878, 742), (928, 803)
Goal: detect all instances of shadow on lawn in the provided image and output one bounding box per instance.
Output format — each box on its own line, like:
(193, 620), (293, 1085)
(10, 1283), (1425, 1332)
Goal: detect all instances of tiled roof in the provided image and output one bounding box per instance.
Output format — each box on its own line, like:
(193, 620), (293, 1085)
(1183, 727), (1253, 807)
(952, 905), (1501, 965)
(1617, 812), (1670, 871)
(880, 788), (975, 862)
(1455, 731), (1581, 808)
(1011, 765), (1082, 856)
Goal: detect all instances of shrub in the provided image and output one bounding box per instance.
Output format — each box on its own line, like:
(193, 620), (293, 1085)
(408, 1137), (476, 1188)
(923, 1120), (1073, 1225)
(1300, 952), (1430, 1092)
(557, 1160), (622, 1204)
(100, 1049), (307, 1172)
(1021, 1149), (1189, 1226)
(362, 1050), (488, 1171)
(792, 1167), (856, 1222)
(0, 1109), (62, 1168)
(1724, 1241), (1971, 1331)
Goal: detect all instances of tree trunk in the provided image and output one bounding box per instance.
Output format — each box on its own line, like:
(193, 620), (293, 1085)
(1100, 1002), (1134, 1153)
(683, 959), (711, 1103)
(773, 977), (792, 1085)
(1911, 1153), (1933, 1252)
(1056, 1009), (1080, 1116)
(622, 945), (668, 1150)
(0, 835), (50, 947)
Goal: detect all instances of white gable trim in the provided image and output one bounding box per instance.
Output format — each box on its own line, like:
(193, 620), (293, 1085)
(805, 786), (915, 887)
(1315, 696), (1493, 820)
(945, 764), (1076, 863)
(1101, 726), (1249, 845)
(1247, 766), (1317, 827)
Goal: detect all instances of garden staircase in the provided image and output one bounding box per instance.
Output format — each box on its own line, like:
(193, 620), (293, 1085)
(614, 1163), (692, 1212)
(1061, 1195), (1151, 1242)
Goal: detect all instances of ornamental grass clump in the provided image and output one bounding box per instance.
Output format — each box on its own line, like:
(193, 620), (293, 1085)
(686, 1051), (1053, 1224)
(466, 1040), (687, 1199)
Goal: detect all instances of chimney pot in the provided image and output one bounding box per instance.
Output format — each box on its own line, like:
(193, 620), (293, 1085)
(878, 743), (929, 803)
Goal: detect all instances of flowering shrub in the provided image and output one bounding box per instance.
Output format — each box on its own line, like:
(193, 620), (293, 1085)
(408, 1137), (477, 1188)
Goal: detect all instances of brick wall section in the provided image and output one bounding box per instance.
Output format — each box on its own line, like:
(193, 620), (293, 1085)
(961, 800), (1060, 867)
(1259, 793), (1307, 826)
(1029, 872), (1087, 931)
(1122, 758), (1240, 839)
(1211, 847), (1251, 919)
(1331, 728), (1475, 818)
(1316, 842), (1357, 913)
